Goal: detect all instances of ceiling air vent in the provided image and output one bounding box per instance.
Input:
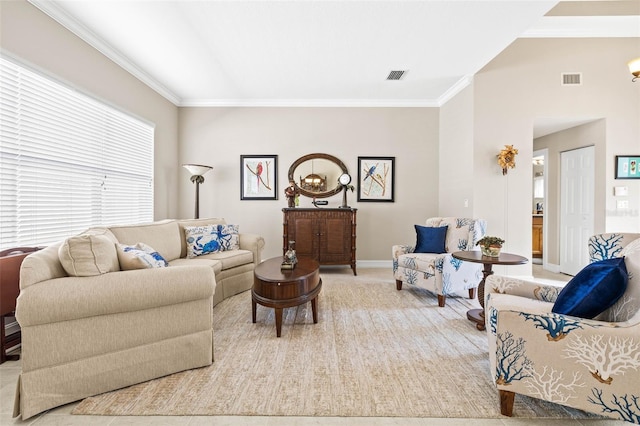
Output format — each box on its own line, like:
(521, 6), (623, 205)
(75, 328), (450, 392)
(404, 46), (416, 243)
(561, 73), (582, 86)
(387, 70), (407, 80)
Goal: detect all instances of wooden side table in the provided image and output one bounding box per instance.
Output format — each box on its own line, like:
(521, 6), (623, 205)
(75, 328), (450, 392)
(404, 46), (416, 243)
(0, 247), (42, 363)
(452, 251), (528, 331)
(252, 257), (322, 337)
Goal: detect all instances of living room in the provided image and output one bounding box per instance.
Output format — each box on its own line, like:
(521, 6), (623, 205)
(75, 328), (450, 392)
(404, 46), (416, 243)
(1, 0), (639, 425)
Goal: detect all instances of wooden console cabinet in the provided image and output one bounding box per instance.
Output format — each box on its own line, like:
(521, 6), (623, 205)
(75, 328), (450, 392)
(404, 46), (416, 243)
(282, 208), (357, 275)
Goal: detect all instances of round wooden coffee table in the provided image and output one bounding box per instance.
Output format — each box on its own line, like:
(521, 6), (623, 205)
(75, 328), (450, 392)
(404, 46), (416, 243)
(252, 257), (322, 337)
(452, 251), (528, 331)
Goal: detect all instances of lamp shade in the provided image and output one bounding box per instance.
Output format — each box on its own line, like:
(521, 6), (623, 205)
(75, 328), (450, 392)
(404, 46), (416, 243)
(183, 164), (212, 177)
(628, 57), (640, 80)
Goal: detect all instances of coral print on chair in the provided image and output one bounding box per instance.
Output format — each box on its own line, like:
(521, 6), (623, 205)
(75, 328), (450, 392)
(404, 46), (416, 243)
(357, 156), (394, 202)
(485, 232), (640, 424)
(240, 155), (278, 200)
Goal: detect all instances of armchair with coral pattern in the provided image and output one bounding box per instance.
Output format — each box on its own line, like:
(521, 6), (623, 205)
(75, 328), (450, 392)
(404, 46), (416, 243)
(485, 232), (640, 423)
(392, 217), (486, 307)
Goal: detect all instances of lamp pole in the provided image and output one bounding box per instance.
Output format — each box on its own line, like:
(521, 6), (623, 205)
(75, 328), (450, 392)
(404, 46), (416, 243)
(191, 174), (205, 219)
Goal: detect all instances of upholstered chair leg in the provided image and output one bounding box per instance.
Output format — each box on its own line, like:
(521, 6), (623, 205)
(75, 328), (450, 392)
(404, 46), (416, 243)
(469, 288), (476, 299)
(499, 390), (515, 416)
(437, 294), (446, 307)
(396, 280), (403, 290)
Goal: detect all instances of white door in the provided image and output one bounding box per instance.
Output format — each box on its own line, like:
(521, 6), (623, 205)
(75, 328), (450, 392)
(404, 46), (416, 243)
(560, 146), (594, 276)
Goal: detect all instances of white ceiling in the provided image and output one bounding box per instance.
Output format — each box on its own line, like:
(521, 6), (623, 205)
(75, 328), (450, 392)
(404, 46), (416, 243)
(30, 0), (639, 109)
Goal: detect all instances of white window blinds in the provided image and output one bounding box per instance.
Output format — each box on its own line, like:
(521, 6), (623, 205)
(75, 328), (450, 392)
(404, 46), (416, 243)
(0, 56), (154, 250)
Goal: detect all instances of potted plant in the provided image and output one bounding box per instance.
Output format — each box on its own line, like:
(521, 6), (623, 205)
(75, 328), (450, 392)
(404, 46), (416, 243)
(476, 236), (505, 257)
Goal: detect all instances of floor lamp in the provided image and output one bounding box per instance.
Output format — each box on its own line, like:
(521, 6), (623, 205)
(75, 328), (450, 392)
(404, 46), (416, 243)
(183, 164), (212, 219)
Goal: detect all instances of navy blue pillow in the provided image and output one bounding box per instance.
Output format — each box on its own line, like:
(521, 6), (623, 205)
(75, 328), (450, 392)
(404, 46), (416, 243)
(414, 225), (448, 254)
(552, 257), (628, 319)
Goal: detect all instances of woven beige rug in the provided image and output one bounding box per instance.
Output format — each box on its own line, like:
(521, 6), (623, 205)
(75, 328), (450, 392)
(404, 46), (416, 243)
(73, 269), (599, 419)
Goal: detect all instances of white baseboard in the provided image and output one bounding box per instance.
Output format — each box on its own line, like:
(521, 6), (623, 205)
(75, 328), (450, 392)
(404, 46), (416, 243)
(544, 263), (561, 273)
(356, 260), (392, 269)
(343, 260), (562, 272)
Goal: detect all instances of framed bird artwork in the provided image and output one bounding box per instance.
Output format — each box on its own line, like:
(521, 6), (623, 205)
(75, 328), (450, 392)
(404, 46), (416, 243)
(357, 156), (395, 202)
(240, 155), (278, 200)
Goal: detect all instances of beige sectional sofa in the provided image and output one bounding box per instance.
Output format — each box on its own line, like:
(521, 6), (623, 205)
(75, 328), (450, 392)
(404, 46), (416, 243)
(13, 218), (264, 420)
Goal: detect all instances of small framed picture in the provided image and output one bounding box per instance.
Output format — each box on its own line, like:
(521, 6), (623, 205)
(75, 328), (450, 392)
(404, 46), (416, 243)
(357, 156), (395, 202)
(615, 155), (640, 179)
(240, 155), (278, 200)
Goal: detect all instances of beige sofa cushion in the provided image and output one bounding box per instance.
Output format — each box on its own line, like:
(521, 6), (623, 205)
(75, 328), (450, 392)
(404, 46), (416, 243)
(198, 250), (254, 270)
(108, 220), (181, 261)
(58, 234), (119, 277)
(169, 257), (222, 275)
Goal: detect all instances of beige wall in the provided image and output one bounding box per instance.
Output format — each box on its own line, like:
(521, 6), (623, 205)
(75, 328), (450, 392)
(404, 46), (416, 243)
(0, 0), (180, 220)
(473, 38), (640, 276)
(178, 107), (439, 261)
(439, 83), (476, 217)
(3, 1), (639, 270)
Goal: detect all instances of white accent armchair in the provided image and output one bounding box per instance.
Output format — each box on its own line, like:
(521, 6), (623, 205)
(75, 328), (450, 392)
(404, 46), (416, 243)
(392, 217), (486, 307)
(486, 233), (640, 423)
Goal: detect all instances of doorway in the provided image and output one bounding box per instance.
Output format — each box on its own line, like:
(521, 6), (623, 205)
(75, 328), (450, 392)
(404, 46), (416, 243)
(532, 149), (547, 267)
(559, 145), (595, 276)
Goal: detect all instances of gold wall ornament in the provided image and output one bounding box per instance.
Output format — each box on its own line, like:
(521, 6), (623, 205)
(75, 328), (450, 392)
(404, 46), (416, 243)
(497, 145), (518, 175)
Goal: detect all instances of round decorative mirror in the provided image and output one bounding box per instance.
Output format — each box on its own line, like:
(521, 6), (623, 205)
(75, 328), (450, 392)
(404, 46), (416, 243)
(288, 153), (348, 198)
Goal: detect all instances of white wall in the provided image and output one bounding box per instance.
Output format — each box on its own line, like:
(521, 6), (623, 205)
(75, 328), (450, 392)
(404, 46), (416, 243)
(178, 107), (439, 261)
(0, 0), (180, 220)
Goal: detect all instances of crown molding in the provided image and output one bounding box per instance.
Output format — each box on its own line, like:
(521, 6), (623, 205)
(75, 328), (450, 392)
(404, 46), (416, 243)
(178, 98), (441, 108)
(521, 15), (640, 38)
(28, 0), (182, 105)
(437, 75), (474, 106)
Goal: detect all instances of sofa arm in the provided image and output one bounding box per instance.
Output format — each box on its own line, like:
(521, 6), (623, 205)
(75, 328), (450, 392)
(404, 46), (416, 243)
(486, 274), (563, 303)
(239, 233), (265, 265)
(488, 295), (640, 380)
(392, 244), (414, 260)
(16, 265), (215, 327)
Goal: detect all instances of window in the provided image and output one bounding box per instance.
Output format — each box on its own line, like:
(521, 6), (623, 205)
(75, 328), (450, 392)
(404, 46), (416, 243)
(0, 56), (154, 250)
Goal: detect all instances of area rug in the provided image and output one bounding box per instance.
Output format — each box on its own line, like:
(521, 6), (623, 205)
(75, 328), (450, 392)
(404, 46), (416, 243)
(73, 269), (599, 419)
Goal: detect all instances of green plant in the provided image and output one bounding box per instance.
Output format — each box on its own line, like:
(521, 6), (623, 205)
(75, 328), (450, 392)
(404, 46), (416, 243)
(477, 236), (505, 247)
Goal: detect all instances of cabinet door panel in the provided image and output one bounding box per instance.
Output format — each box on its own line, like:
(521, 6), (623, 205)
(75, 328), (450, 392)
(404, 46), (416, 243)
(292, 218), (315, 258)
(324, 218), (347, 256)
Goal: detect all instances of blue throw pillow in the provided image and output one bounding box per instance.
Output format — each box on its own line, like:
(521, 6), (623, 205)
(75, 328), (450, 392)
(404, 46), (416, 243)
(414, 225), (448, 254)
(552, 257), (628, 319)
